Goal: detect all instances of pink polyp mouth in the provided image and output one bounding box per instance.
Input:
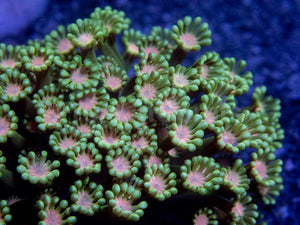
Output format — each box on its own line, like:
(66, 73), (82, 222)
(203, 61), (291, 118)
(0, 118), (11, 136)
(4, 83), (22, 97)
(44, 109), (60, 124)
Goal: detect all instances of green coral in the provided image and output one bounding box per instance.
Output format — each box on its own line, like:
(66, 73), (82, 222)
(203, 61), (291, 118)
(0, 5), (284, 225)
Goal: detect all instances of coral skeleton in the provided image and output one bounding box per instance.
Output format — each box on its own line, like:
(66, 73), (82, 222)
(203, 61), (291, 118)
(0, 5), (284, 224)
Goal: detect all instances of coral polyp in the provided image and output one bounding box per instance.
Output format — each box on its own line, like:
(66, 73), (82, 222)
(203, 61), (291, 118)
(0, 5), (284, 225)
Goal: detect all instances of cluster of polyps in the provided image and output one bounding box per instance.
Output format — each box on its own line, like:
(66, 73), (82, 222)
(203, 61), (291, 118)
(0, 5), (283, 225)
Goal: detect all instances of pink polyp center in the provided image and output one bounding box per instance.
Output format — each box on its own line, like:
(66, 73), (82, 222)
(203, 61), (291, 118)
(127, 43), (139, 54)
(102, 133), (118, 144)
(205, 111), (215, 124)
(77, 124), (90, 134)
(144, 46), (159, 58)
(77, 154), (94, 169)
(31, 56), (45, 67)
(106, 77), (122, 90)
(78, 94), (97, 110)
(1, 59), (16, 68)
(59, 138), (77, 150)
(147, 156), (162, 167)
(254, 160), (268, 179)
(149, 176), (165, 195)
(194, 214), (208, 225)
(77, 33), (94, 45)
(258, 184), (269, 196)
(0, 118), (10, 136)
(132, 137), (148, 150)
(179, 33), (198, 48)
(44, 109), (60, 124)
(115, 103), (134, 122)
(140, 84), (156, 100)
(4, 83), (22, 97)
(160, 100), (178, 115)
(140, 64), (156, 75)
(98, 109), (107, 119)
(28, 161), (50, 178)
(77, 191), (93, 209)
(187, 171), (205, 187)
(199, 65), (209, 79)
(112, 157), (130, 173)
(225, 170), (240, 188)
(173, 73), (189, 87)
(115, 197), (132, 211)
(174, 125), (191, 143)
(232, 202), (244, 217)
(70, 68), (88, 84)
(44, 209), (62, 225)
(57, 38), (73, 53)
(221, 131), (236, 146)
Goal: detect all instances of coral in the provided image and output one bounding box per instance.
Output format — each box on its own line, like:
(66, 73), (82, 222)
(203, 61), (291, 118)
(0, 5), (284, 225)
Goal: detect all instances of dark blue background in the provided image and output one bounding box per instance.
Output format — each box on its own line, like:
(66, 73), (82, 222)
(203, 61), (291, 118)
(0, 0), (299, 224)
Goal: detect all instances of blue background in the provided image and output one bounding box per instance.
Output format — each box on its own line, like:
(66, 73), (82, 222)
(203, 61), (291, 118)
(0, 0), (299, 224)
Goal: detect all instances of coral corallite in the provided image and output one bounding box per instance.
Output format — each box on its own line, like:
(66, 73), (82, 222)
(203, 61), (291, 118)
(0, 5), (284, 225)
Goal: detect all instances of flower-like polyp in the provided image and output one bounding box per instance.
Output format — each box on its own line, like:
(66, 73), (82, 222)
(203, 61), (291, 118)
(154, 87), (190, 121)
(69, 87), (109, 118)
(67, 18), (108, 51)
(105, 146), (141, 179)
(256, 176), (283, 205)
(36, 194), (76, 225)
(222, 159), (250, 196)
(250, 148), (283, 187)
(20, 42), (54, 73)
(170, 16), (212, 64)
(134, 66), (170, 107)
(192, 51), (226, 84)
(100, 64), (128, 93)
(168, 64), (200, 92)
(70, 177), (105, 216)
(17, 150), (60, 185)
(196, 94), (233, 131)
(43, 25), (75, 57)
(32, 83), (65, 108)
(122, 28), (143, 60)
(0, 104), (18, 143)
(230, 193), (258, 225)
(70, 115), (95, 139)
(138, 34), (171, 60)
(193, 207), (218, 225)
(237, 110), (269, 148)
(0, 200), (12, 224)
(130, 128), (158, 155)
(0, 69), (32, 103)
(223, 57), (253, 96)
(0, 43), (22, 72)
(92, 122), (130, 150)
(66, 142), (102, 176)
(59, 55), (99, 91)
(215, 117), (251, 153)
(49, 126), (87, 155)
(204, 79), (236, 108)
(35, 97), (70, 131)
(105, 183), (148, 222)
(90, 6), (130, 37)
(144, 164), (178, 201)
(105, 95), (148, 131)
(134, 53), (169, 78)
(168, 109), (207, 152)
(180, 156), (224, 195)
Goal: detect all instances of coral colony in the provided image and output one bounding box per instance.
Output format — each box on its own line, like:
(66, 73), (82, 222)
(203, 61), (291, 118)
(0, 6), (284, 225)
